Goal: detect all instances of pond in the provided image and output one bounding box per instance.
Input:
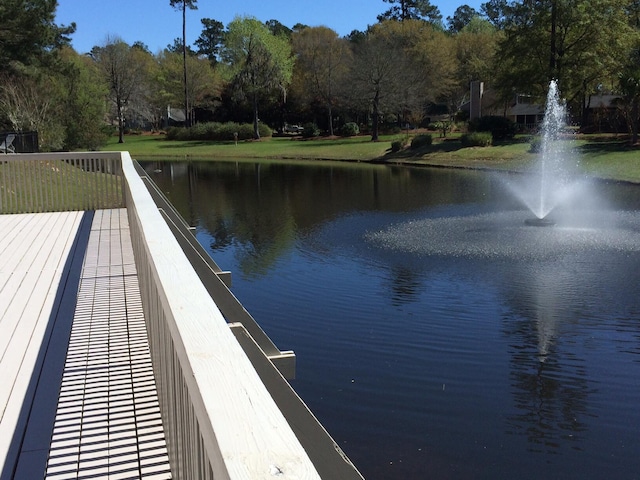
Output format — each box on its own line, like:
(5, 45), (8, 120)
(142, 160), (640, 480)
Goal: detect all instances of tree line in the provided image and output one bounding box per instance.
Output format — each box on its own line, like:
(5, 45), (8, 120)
(2, 0), (640, 150)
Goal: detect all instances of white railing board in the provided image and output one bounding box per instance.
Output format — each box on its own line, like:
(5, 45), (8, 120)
(0, 153), (124, 214)
(122, 154), (321, 480)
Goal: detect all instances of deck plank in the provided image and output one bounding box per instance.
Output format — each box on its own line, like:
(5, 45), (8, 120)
(1, 210), (171, 480)
(0, 211), (83, 477)
(41, 209), (171, 480)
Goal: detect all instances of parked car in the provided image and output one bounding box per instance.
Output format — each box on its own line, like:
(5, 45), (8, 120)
(284, 124), (304, 134)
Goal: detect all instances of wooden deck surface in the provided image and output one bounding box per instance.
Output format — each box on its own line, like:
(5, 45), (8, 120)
(0, 211), (85, 477)
(0, 210), (171, 480)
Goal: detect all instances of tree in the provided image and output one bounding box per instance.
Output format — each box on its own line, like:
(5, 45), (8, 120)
(157, 50), (222, 124)
(453, 17), (502, 109)
(0, 73), (64, 150)
(169, 0), (198, 127)
(222, 16), (294, 139)
(377, 0), (442, 24)
(496, 0), (634, 115)
(394, 20), (457, 124)
(92, 37), (148, 143)
(480, 0), (509, 28)
(292, 27), (352, 135)
(195, 18), (225, 65)
(166, 37), (196, 56)
(349, 24), (413, 141)
(0, 0), (75, 72)
(447, 5), (480, 33)
(618, 47), (640, 144)
(57, 47), (109, 150)
(265, 19), (293, 38)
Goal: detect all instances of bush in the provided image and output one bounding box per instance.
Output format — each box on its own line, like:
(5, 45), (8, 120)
(529, 136), (542, 153)
(460, 132), (493, 147)
(164, 122), (272, 141)
(410, 134), (433, 149)
(302, 122), (320, 138)
(432, 121), (453, 137)
(165, 126), (188, 141)
(468, 116), (516, 140)
(391, 138), (408, 152)
(340, 122), (360, 137)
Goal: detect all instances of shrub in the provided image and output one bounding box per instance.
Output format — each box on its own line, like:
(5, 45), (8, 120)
(410, 134), (433, 149)
(164, 122), (272, 141)
(529, 136), (542, 153)
(302, 122), (320, 138)
(391, 138), (408, 152)
(432, 121), (453, 137)
(341, 122), (360, 137)
(189, 122), (214, 140)
(165, 126), (188, 141)
(468, 116), (516, 140)
(460, 132), (493, 147)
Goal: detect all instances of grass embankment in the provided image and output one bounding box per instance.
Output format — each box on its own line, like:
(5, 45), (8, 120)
(104, 132), (640, 183)
(105, 133), (392, 162)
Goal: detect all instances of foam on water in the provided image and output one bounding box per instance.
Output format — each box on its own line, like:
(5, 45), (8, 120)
(365, 210), (640, 261)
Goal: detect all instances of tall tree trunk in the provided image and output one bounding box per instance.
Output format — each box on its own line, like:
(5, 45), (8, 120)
(371, 91), (380, 142)
(328, 104), (334, 136)
(632, 97), (639, 145)
(182, 2), (189, 127)
(549, 0), (557, 78)
(117, 99), (124, 143)
(253, 92), (260, 139)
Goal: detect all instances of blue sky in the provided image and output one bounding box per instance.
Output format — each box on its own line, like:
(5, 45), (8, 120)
(56, 0), (484, 54)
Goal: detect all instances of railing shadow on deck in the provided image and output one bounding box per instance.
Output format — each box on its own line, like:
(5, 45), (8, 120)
(1, 152), (363, 480)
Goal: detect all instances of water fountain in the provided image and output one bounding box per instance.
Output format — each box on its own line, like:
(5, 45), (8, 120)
(510, 80), (580, 226)
(366, 81), (640, 260)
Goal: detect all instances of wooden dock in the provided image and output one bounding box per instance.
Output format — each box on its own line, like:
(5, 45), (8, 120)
(0, 209), (171, 479)
(0, 152), (363, 480)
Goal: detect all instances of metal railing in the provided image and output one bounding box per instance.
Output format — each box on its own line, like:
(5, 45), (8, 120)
(0, 153), (124, 214)
(0, 131), (39, 154)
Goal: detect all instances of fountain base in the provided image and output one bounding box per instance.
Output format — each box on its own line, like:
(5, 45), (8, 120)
(525, 217), (556, 227)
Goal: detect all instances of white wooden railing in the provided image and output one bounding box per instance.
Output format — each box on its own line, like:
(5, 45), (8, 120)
(122, 153), (325, 479)
(0, 152), (124, 214)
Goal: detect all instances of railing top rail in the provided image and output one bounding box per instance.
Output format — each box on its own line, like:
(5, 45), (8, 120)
(121, 154), (322, 479)
(3, 151), (124, 161)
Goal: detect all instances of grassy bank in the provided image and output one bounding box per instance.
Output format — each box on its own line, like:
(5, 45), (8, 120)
(104, 133), (393, 162)
(103, 132), (640, 183)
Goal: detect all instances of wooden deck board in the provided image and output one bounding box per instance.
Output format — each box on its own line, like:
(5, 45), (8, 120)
(42, 209), (170, 480)
(0, 211), (84, 477)
(0, 209), (171, 480)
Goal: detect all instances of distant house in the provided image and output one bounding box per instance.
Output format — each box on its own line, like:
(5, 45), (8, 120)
(465, 81), (544, 131)
(583, 94), (625, 133)
(506, 94), (545, 130)
(165, 106), (186, 127)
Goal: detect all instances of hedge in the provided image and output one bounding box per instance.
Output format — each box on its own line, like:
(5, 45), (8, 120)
(166, 122), (272, 141)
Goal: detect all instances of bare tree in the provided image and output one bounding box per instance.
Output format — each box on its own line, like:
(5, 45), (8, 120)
(0, 74), (62, 149)
(292, 26), (352, 136)
(92, 37), (147, 143)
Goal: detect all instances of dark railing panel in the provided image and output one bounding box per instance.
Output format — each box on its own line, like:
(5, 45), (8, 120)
(0, 132), (38, 154)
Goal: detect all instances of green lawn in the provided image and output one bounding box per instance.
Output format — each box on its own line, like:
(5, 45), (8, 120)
(103, 132), (640, 184)
(104, 133), (393, 161)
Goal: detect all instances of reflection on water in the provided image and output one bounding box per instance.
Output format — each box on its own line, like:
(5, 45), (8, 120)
(143, 160), (640, 479)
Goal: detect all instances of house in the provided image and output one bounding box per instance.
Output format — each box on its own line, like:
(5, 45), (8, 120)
(466, 81), (544, 131)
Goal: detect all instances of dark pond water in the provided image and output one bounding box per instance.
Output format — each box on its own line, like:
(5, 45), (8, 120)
(142, 160), (640, 480)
